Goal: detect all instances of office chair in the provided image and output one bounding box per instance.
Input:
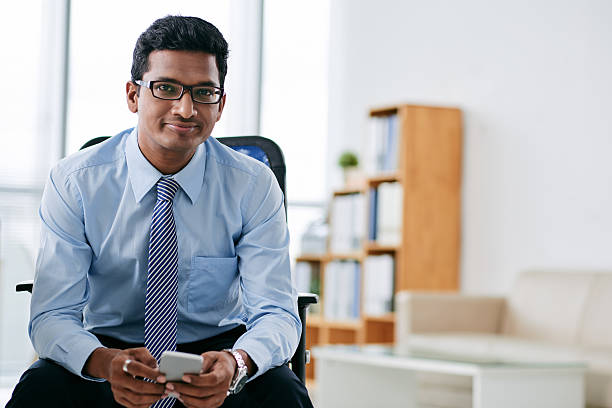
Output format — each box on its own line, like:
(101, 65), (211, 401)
(16, 134), (317, 383)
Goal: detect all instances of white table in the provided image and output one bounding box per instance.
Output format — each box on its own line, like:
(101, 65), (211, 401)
(313, 345), (585, 408)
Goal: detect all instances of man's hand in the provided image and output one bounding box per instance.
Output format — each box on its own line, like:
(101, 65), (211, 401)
(84, 347), (167, 408)
(164, 350), (237, 408)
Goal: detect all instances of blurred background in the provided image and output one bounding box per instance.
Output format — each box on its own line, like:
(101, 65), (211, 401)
(1, 0), (611, 404)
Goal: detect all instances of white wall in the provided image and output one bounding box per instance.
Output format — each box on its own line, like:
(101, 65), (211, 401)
(327, 0), (612, 294)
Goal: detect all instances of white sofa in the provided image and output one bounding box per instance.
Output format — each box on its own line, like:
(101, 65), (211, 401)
(395, 270), (612, 408)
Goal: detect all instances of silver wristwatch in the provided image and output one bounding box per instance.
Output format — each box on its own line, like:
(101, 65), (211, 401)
(224, 349), (248, 394)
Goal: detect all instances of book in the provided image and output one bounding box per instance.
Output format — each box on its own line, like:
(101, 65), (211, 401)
(375, 182), (403, 246)
(294, 262), (321, 314)
(294, 262), (321, 295)
(294, 262), (312, 294)
(329, 193), (366, 253)
(323, 260), (361, 320)
(367, 187), (378, 241)
(363, 255), (395, 316)
(365, 114), (400, 174)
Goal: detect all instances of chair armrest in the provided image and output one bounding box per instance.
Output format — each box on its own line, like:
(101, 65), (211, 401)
(296, 293), (318, 328)
(298, 292), (318, 309)
(291, 292), (318, 383)
(16, 280), (33, 293)
(395, 291), (506, 343)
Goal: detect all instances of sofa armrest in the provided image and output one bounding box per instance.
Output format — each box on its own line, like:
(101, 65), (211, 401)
(395, 292), (506, 344)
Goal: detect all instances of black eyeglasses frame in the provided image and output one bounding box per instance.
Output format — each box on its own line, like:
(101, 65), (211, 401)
(134, 80), (224, 104)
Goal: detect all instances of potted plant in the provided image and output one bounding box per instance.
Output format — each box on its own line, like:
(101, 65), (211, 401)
(338, 151), (361, 187)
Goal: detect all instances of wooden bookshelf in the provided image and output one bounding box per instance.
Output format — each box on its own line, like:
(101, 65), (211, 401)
(299, 104), (462, 381)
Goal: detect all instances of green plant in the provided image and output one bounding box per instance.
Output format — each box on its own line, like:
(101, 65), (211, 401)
(338, 151), (359, 168)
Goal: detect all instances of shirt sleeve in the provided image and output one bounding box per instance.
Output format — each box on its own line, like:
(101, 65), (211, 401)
(29, 166), (105, 381)
(232, 164), (301, 380)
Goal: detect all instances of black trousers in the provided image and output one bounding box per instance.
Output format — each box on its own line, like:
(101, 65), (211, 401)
(7, 326), (313, 408)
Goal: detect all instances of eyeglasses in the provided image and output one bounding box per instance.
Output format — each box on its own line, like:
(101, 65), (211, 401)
(134, 80), (224, 104)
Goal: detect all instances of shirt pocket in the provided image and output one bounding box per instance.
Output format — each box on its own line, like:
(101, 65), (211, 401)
(188, 256), (239, 312)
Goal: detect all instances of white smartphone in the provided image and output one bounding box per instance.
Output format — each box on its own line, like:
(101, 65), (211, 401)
(159, 351), (204, 382)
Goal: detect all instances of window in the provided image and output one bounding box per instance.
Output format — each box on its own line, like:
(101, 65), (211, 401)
(0, 0), (66, 388)
(260, 1), (330, 259)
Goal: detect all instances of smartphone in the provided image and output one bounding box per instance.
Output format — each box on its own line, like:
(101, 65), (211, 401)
(159, 351), (204, 382)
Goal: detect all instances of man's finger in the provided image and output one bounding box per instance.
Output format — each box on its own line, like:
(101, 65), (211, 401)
(178, 355), (233, 391)
(110, 362), (165, 399)
(118, 356), (160, 382)
(200, 352), (215, 373)
(114, 390), (165, 408)
(177, 390), (226, 408)
(168, 381), (219, 399)
(122, 359), (132, 374)
(128, 347), (159, 369)
(106, 348), (167, 406)
(112, 382), (167, 406)
(123, 375), (166, 394)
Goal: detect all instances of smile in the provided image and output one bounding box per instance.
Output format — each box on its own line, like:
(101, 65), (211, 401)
(166, 123), (199, 133)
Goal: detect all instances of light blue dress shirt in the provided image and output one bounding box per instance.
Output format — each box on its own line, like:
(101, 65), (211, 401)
(29, 128), (300, 380)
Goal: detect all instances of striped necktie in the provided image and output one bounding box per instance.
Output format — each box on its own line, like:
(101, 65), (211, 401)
(145, 177), (180, 408)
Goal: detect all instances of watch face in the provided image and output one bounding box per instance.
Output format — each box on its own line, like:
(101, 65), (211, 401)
(233, 371), (248, 393)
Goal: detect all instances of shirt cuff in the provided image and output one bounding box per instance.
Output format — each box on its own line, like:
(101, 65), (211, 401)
(232, 338), (273, 381)
(61, 332), (107, 381)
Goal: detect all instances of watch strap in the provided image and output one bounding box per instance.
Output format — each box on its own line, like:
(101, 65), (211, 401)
(223, 349), (248, 394)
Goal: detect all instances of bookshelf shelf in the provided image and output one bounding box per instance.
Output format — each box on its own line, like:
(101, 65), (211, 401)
(326, 252), (364, 261)
(332, 187), (366, 196)
(298, 103), (462, 381)
(324, 319), (363, 330)
(364, 242), (398, 254)
(363, 313), (395, 323)
(370, 106), (399, 116)
(295, 254), (327, 263)
(366, 173), (399, 186)
(306, 315), (362, 330)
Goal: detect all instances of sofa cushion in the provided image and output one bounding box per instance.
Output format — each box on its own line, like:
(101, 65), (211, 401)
(501, 270), (594, 344)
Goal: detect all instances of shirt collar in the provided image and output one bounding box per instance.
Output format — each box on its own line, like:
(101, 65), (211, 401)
(125, 128), (206, 204)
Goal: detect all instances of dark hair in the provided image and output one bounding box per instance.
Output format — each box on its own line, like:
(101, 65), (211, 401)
(131, 15), (229, 87)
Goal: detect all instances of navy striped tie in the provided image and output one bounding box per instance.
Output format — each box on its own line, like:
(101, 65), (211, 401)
(145, 177), (180, 408)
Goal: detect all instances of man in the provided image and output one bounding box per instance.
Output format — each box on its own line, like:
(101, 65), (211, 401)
(8, 15), (313, 408)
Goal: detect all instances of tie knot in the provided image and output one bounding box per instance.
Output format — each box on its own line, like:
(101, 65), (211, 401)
(156, 177), (180, 202)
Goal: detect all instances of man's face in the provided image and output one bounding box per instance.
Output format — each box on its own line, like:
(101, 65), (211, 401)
(126, 50), (226, 163)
